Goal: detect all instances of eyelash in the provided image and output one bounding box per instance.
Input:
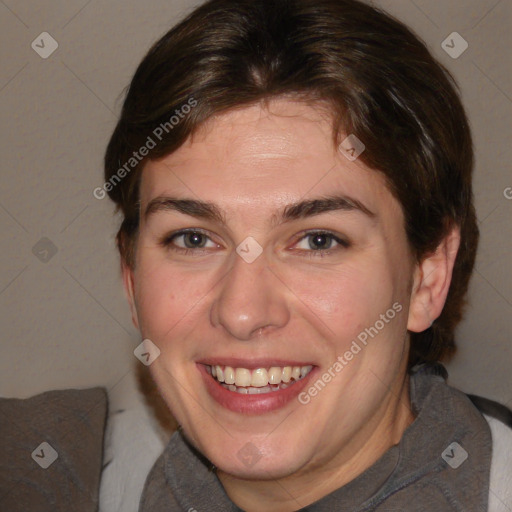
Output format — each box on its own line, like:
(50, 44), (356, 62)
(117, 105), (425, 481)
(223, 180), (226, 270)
(160, 228), (350, 258)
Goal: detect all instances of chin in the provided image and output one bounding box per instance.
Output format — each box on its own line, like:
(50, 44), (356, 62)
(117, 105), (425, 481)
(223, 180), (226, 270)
(215, 450), (308, 481)
(193, 427), (313, 481)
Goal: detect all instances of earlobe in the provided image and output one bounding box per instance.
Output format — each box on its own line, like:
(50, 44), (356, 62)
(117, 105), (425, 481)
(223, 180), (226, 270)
(122, 260), (140, 330)
(407, 225), (461, 333)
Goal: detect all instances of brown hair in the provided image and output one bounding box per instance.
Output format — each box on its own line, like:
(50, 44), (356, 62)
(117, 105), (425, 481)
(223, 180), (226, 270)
(104, 0), (479, 369)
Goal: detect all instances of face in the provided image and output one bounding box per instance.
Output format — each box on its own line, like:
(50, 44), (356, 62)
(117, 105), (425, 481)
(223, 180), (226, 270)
(125, 99), (418, 481)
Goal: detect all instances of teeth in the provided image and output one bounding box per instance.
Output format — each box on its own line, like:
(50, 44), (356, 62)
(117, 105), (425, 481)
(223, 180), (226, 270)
(209, 364), (314, 390)
(300, 366), (312, 378)
(224, 366), (235, 385)
(248, 385), (271, 394)
(268, 367), (282, 384)
(235, 368), (252, 387)
(222, 383), (282, 394)
(251, 368), (268, 387)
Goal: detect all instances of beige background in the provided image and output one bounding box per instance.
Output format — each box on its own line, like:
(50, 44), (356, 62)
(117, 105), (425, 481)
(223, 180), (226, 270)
(0, 0), (510, 409)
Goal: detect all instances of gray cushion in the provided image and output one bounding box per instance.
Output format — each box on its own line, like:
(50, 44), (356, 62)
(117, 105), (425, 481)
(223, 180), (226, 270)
(0, 387), (108, 512)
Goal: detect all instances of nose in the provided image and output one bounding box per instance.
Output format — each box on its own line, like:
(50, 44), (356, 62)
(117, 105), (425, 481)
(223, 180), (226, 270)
(210, 249), (290, 341)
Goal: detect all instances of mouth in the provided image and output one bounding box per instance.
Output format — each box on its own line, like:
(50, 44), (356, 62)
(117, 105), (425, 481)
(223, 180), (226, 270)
(198, 362), (316, 413)
(206, 364), (313, 393)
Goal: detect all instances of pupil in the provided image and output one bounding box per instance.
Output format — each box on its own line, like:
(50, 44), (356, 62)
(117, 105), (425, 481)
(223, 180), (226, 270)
(185, 232), (205, 248)
(311, 234), (329, 250)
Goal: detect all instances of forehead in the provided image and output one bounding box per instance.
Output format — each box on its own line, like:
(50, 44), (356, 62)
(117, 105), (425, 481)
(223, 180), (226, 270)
(140, 99), (401, 226)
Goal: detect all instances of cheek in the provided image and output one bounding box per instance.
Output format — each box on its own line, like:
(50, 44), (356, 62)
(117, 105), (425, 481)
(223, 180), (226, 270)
(133, 257), (207, 342)
(281, 256), (396, 338)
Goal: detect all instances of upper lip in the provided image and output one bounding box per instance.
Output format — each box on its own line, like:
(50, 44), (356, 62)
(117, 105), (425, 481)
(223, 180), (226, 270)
(196, 358), (315, 369)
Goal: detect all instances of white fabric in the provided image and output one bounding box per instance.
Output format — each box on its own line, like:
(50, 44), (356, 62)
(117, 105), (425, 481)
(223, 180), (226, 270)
(99, 370), (169, 512)
(485, 414), (512, 512)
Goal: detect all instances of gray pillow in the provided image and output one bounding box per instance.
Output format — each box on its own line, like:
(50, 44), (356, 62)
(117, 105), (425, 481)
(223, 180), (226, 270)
(0, 387), (108, 512)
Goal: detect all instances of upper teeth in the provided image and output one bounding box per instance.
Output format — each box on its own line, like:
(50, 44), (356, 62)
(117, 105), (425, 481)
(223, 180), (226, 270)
(209, 365), (313, 388)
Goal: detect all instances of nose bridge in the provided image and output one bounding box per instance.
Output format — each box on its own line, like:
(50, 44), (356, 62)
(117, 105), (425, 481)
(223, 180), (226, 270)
(210, 249), (289, 340)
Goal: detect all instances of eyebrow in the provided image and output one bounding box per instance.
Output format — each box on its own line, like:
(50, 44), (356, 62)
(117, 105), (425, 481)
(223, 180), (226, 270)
(144, 194), (376, 226)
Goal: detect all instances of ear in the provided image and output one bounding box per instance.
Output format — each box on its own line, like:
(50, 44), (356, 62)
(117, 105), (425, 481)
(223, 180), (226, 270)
(122, 260), (140, 330)
(407, 224), (461, 332)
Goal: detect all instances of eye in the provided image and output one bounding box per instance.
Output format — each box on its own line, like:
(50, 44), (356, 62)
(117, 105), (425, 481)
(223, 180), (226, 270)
(293, 230), (350, 257)
(161, 229), (218, 254)
(160, 228), (350, 258)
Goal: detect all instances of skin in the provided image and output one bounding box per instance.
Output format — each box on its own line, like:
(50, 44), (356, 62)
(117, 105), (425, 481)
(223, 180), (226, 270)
(123, 99), (460, 511)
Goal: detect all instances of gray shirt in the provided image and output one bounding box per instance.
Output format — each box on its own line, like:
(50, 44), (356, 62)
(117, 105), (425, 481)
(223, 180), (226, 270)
(139, 364), (492, 511)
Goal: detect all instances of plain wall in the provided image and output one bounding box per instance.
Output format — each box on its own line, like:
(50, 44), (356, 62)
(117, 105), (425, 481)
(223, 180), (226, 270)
(0, 0), (510, 409)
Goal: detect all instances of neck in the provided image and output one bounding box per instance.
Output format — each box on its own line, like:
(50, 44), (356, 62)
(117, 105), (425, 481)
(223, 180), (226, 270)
(217, 371), (415, 512)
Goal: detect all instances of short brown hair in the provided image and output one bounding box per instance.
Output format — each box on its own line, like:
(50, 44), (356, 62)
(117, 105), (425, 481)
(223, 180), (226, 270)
(104, 0), (479, 369)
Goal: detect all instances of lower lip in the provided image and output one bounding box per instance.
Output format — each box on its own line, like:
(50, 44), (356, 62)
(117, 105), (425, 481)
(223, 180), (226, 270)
(197, 364), (317, 414)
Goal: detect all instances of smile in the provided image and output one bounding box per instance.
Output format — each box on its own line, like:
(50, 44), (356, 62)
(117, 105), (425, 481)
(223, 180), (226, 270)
(199, 362), (317, 413)
(206, 364), (314, 394)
